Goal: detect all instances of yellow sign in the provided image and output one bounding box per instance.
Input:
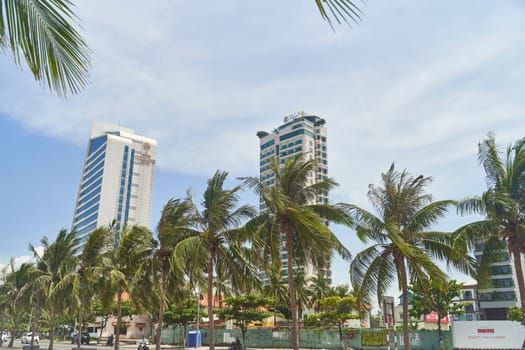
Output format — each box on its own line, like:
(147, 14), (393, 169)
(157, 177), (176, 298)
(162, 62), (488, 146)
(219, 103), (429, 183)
(361, 332), (386, 346)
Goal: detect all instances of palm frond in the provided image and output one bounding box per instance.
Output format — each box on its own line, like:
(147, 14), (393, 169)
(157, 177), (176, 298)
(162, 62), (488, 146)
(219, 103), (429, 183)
(478, 132), (506, 188)
(314, 0), (363, 27)
(341, 203), (386, 243)
(2, 0), (90, 96)
(350, 244), (393, 305)
(405, 200), (455, 233)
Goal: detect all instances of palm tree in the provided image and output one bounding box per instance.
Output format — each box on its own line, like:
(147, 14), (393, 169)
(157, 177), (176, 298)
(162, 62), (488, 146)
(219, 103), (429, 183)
(176, 170), (256, 350)
(154, 197), (196, 350)
(310, 272), (333, 313)
(29, 229), (79, 350)
(242, 154), (352, 350)
(262, 265), (289, 326)
(100, 225), (155, 350)
(457, 134), (525, 322)
(0, 260), (34, 348)
(0, 0), (90, 96)
(68, 227), (112, 348)
(346, 163), (474, 350)
(331, 284), (351, 298)
(292, 270), (311, 321)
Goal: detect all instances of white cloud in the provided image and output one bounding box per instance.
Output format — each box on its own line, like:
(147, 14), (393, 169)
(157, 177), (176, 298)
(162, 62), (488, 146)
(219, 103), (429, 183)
(0, 247), (43, 274)
(1, 0), (524, 299)
(1, 0), (523, 203)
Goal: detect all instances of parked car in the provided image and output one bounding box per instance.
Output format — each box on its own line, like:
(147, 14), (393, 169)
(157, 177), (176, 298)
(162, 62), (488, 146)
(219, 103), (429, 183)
(21, 333), (39, 344)
(71, 332), (90, 345)
(86, 326), (100, 342)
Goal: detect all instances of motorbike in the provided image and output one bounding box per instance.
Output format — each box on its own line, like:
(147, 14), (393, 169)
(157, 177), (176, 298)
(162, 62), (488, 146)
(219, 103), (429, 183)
(229, 337), (243, 350)
(138, 337), (149, 350)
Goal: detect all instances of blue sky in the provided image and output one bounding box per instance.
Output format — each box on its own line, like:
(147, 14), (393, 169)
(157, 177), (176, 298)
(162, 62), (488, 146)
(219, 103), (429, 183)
(1, 0), (524, 292)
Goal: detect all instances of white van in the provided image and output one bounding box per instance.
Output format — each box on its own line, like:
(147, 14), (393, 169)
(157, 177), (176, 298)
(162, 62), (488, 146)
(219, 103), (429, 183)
(86, 326), (101, 341)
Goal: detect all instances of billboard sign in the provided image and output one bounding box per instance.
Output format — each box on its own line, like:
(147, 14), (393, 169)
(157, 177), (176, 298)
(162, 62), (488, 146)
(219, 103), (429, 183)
(452, 321), (525, 349)
(424, 311), (449, 323)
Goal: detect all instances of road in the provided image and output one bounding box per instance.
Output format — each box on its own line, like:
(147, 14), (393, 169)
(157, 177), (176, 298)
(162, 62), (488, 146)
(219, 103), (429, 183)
(5, 340), (143, 350)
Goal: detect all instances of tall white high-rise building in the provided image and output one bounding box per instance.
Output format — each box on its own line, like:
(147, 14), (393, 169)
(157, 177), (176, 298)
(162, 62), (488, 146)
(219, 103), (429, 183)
(72, 121), (157, 244)
(256, 111), (330, 282)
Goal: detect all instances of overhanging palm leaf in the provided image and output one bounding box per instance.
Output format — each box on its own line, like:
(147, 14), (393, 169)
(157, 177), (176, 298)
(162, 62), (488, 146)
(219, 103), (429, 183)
(1, 0), (90, 96)
(314, 0), (363, 27)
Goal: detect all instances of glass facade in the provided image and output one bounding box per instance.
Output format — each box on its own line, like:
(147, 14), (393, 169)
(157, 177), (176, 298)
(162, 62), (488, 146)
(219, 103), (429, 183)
(72, 137), (107, 237)
(71, 121), (157, 248)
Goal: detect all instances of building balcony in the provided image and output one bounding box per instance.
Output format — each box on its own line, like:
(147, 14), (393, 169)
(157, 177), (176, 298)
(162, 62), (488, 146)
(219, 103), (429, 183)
(479, 300), (517, 309)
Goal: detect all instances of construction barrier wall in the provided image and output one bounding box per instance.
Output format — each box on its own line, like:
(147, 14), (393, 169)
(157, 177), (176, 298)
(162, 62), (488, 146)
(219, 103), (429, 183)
(161, 327), (452, 350)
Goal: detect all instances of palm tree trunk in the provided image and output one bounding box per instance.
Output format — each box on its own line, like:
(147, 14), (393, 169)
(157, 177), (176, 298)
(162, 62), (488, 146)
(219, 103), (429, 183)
(273, 294), (277, 327)
(510, 246), (525, 323)
(115, 292), (122, 350)
(48, 309), (56, 350)
(155, 268), (166, 350)
(9, 326), (15, 348)
(32, 295), (41, 346)
(208, 254), (215, 350)
(399, 257), (410, 350)
(78, 295), (84, 348)
(99, 316), (108, 343)
(284, 225), (300, 350)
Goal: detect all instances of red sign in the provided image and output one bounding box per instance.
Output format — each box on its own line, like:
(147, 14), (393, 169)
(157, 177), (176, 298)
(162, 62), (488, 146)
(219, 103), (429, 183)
(424, 311), (449, 323)
(477, 328), (494, 333)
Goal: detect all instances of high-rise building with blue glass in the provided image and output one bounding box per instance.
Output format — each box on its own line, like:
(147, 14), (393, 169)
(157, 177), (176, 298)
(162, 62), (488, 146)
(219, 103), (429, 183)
(72, 121), (157, 245)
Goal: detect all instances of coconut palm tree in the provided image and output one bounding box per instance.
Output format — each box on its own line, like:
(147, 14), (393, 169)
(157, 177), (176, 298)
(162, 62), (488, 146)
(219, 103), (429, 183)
(0, 260), (34, 348)
(241, 154), (352, 350)
(100, 225), (155, 350)
(292, 270), (312, 321)
(29, 229), (79, 350)
(457, 134), (525, 322)
(331, 284), (352, 298)
(176, 170), (256, 350)
(346, 163), (474, 350)
(262, 265), (289, 326)
(67, 227), (112, 348)
(0, 0), (90, 96)
(154, 197), (196, 350)
(310, 272), (333, 313)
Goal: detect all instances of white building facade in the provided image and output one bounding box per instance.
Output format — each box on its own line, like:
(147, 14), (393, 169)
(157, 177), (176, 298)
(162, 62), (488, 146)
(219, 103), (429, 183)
(256, 111), (330, 282)
(72, 121), (157, 244)
(474, 242), (522, 320)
